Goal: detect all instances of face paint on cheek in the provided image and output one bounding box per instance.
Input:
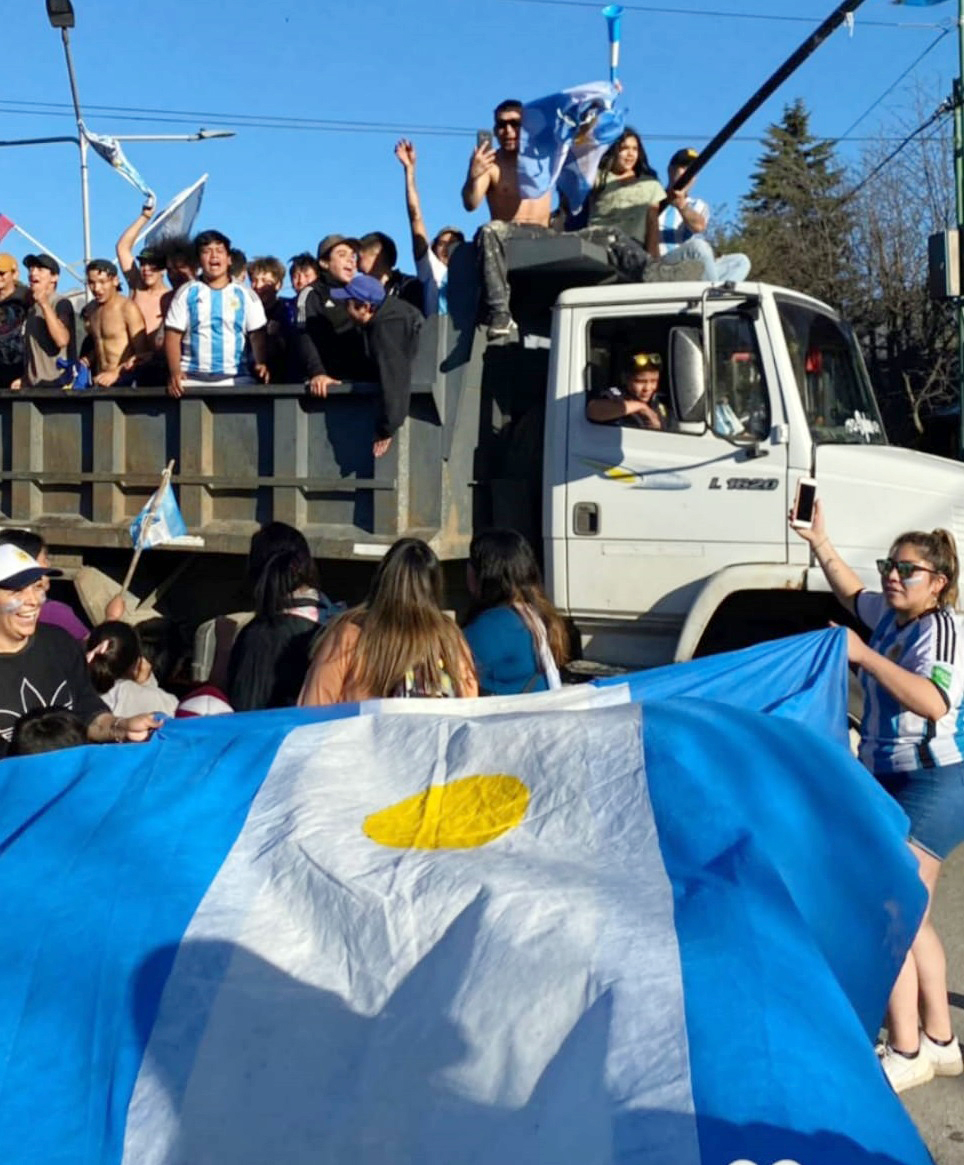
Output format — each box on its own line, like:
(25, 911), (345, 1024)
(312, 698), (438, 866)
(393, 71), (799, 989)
(0, 597), (24, 614)
(902, 575), (927, 587)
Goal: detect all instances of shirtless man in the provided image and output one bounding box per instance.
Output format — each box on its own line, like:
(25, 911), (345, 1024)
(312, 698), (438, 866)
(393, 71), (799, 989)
(116, 201), (174, 385)
(84, 260), (149, 388)
(461, 98), (552, 340)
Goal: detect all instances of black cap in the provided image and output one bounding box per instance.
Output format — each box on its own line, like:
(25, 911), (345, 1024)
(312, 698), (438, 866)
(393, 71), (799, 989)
(317, 233), (362, 261)
(669, 147), (699, 170)
(23, 253), (60, 276)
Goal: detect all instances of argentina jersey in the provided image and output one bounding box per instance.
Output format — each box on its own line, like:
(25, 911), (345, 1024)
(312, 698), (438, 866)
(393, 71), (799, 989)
(856, 590), (964, 774)
(166, 281), (267, 381)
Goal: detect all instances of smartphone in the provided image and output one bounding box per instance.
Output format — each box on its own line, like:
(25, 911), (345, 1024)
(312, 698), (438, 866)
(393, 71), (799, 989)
(791, 476), (817, 528)
(476, 129), (493, 151)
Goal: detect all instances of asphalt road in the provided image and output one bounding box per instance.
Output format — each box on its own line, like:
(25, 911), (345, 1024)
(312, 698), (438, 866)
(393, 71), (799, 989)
(902, 846), (964, 1163)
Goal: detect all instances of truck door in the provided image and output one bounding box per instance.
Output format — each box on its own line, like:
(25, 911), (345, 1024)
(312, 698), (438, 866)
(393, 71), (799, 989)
(563, 304), (789, 658)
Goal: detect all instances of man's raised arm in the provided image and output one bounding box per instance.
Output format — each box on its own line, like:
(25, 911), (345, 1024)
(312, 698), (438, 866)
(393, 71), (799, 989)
(461, 143), (496, 213)
(116, 199), (156, 289)
(395, 139), (430, 262)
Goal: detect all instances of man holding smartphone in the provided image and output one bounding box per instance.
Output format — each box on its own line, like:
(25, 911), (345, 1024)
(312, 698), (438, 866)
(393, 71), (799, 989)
(461, 98), (553, 341)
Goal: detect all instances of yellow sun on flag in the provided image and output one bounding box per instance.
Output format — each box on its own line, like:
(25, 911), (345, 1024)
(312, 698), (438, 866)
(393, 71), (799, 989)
(364, 775), (530, 850)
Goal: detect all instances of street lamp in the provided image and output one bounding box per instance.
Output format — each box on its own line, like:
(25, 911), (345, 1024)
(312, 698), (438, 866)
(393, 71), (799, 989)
(40, 2), (234, 276)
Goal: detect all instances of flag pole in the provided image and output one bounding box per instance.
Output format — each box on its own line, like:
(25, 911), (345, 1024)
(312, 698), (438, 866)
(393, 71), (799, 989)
(116, 461), (175, 604)
(8, 223), (85, 286)
(666, 0), (868, 197)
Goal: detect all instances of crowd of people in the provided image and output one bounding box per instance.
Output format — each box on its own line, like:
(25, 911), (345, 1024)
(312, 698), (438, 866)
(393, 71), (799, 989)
(0, 99), (748, 456)
(0, 519), (570, 760)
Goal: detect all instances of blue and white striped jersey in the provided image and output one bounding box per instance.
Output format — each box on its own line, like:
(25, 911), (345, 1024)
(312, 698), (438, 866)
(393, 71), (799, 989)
(165, 281), (267, 380)
(856, 590), (964, 773)
(657, 196), (710, 256)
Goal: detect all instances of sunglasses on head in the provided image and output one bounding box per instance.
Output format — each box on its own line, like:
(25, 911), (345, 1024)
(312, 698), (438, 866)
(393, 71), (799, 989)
(876, 558), (940, 580)
(495, 117), (521, 130)
(632, 352), (662, 369)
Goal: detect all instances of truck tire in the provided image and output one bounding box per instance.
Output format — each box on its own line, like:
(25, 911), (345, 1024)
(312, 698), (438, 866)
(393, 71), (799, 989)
(693, 590), (841, 659)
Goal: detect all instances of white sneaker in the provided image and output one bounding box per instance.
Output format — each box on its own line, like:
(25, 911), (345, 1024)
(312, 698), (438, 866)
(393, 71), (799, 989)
(880, 1044), (935, 1093)
(921, 1031), (964, 1077)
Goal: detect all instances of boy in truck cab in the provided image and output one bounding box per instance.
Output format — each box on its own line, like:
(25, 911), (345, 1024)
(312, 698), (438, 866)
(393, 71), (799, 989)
(586, 351), (670, 430)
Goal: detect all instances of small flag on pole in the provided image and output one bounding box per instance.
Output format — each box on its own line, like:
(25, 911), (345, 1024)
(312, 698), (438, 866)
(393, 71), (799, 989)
(130, 463), (189, 549)
(0, 214), (13, 244)
(80, 122), (156, 203)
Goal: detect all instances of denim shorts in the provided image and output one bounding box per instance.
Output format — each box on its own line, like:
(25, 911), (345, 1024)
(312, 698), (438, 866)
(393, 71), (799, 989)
(877, 760), (964, 860)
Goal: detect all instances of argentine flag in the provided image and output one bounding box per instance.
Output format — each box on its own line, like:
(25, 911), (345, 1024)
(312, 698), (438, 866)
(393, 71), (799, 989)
(517, 82), (625, 213)
(129, 471), (189, 549)
(81, 122), (156, 203)
(0, 630), (932, 1164)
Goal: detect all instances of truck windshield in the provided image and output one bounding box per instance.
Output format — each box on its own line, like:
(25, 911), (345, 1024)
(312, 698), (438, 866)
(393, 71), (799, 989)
(776, 298), (885, 446)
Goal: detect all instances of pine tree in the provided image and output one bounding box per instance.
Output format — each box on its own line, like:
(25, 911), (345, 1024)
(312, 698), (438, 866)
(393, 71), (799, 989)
(733, 99), (856, 309)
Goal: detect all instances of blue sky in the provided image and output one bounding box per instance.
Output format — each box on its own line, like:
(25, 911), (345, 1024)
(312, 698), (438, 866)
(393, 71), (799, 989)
(0, 0), (957, 291)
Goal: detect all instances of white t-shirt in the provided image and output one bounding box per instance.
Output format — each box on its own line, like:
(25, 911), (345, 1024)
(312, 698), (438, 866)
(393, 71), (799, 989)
(416, 249), (449, 316)
(166, 280), (267, 380)
(856, 590), (964, 773)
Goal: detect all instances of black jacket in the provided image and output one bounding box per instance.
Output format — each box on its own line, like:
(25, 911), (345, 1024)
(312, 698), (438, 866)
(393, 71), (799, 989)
(296, 273), (368, 380)
(365, 296), (423, 439)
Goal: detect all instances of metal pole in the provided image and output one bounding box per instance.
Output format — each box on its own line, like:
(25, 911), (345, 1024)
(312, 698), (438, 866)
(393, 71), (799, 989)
(59, 27), (90, 271)
(956, 0), (964, 459)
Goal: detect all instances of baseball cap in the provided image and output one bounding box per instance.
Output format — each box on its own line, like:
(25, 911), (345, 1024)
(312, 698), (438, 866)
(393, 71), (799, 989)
(0, 253), (17, 274)
(316, 233), (362, 261)
(23, 253), (60, 276)
(0, 544), (62, 591)
(669, 147), (699, 170)
(175, 685), (234, 718)
(136, 248), (165, 269)
(330, 274), (387, 307)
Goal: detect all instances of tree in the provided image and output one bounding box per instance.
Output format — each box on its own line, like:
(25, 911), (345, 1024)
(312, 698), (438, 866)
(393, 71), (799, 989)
(848, 98), (957, 445)
(727, 99), (857, 311)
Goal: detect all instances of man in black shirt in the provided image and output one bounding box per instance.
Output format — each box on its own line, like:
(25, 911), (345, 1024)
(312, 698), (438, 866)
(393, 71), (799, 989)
(297, 233), (368, 395)
(330, 274), (422, 458)
(0, 544), (160, 756)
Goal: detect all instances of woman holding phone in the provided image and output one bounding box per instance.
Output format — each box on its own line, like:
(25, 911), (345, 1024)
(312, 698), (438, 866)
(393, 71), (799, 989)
(792, 502), (964, 1093)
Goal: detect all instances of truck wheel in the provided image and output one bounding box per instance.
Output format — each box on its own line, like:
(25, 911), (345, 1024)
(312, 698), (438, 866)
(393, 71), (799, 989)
(693, 591), (840, 659)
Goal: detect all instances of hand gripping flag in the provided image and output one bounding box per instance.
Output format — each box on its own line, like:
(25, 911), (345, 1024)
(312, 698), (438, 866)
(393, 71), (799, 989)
(136, 175), (207, 251)
(129, 463), (188, 549)
(517, 82), (625, 214)
(80, 122), (156, 203)
(0, 629), (934, 1165)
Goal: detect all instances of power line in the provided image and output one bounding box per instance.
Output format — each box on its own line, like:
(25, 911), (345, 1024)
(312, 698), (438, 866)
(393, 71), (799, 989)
(502, 0), (948, 29)
(0, 98), (941, 146)
(846, 101), (952, 201)
(835, 26), (951, 140)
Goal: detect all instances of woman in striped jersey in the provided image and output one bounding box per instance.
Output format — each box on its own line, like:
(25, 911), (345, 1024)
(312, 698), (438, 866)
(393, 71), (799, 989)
(794, 504), (964, 1094)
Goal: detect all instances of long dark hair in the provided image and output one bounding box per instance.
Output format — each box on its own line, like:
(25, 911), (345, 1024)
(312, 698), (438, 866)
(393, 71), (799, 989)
(597, 127), (657, 184)
(252, 547), (319, 618)
(467, 529), (570, 666)
(86, 620), (141, 693)
(324, 537), (474, 697)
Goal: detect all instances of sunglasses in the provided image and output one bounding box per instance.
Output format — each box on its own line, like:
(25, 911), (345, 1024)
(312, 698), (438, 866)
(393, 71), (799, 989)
(876, 558), (940, 581)
(632, 353), (662, 369)
(495, 118), (522, 130)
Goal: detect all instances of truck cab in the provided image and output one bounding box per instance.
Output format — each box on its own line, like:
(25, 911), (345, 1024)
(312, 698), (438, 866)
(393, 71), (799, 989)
(544, 278), (964, 667)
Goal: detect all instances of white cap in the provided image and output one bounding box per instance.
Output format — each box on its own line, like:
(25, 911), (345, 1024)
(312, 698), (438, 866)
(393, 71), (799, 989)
(0, 544), (61, 590)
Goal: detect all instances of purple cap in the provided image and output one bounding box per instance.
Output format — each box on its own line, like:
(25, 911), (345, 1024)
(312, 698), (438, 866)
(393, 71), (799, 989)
(330, 274), (386, 307)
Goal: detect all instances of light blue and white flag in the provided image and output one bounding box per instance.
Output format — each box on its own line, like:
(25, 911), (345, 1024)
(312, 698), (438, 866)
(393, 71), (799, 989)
(129, 467), (189, 549)
(136, 175), (207, 251)
(518, 82), (624, 213)
(80, 122), (156, 202)
(0, 630), (933, 1165)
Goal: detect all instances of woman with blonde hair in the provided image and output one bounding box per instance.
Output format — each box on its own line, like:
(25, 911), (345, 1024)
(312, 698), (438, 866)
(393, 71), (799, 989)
(298, 537), (477, 705)
(793, 503), (964, 1094)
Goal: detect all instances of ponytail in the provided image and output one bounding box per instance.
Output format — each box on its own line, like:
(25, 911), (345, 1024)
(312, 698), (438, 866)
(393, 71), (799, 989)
(890, 528), (960, 609)
(85, 621), (141, 693)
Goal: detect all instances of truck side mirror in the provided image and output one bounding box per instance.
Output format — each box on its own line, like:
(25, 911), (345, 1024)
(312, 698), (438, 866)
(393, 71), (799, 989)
(669, 326), (707, 433)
